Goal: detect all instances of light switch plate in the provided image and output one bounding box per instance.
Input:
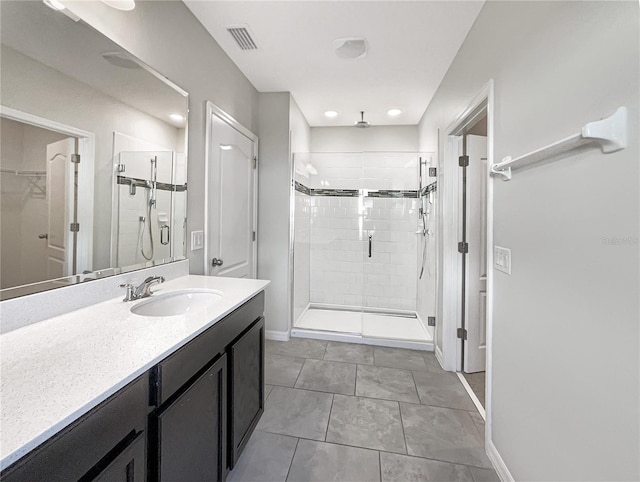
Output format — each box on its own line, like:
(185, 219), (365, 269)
(190, 230), (204, 251)
(494, 246), (511, 274)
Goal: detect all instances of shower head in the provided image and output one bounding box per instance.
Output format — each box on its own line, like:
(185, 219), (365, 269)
(354, 111), (370, 129)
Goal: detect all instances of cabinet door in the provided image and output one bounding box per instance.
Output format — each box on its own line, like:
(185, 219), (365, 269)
(155, 355), (227, 482)
(92, 432), (145, 482)
(229, 317), (264, 468)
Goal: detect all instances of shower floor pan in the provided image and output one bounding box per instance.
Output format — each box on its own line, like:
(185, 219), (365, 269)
(294, 307), (432, 344)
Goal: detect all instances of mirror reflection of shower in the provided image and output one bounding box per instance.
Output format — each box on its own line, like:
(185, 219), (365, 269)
(139, 156), (157, 261)
(113, 148), (187, 269)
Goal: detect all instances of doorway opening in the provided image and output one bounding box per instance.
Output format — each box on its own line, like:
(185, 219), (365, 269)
(458, 115), (488, 412)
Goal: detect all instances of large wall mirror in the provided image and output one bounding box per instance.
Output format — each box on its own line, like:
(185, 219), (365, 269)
(0, 1), (188, 300)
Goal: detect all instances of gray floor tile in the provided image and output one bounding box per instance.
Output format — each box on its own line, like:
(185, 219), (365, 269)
(295, 359), (357, 395)
(287, 439), (380, 482)
(326, 394), (406, 454)
(468, 411), (485, 436)
(265, 384), (274, 402)
(356, 365), (419, 403)
(266, 338), (327, 359)
(256, 387), (333, 440)
(265, 354), (305, 387)
(373, 346), (430, 371)
(227, 431), (298, 482)
(469, 466), (500, 482)
(380, 452), (474, 482)
(400, 403), (491, 468)
(412, 370), (477, 411)
(324, 341), (374, 365)
(422, 352), (443, 372)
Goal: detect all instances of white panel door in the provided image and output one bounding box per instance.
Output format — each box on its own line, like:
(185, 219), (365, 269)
(46, 138), (75, 279)
(464, 135), (488, 373)
(207, 114), (256, 278)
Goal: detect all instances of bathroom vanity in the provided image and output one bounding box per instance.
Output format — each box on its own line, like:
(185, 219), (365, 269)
(0, 276), (269, 482)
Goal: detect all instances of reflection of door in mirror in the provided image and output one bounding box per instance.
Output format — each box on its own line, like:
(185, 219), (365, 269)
(46, 138), (77, 280)
(0, 117), (78, 289)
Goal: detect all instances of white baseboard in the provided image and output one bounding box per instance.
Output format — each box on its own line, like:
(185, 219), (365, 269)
(435, 345), (445, 368)
(290, 328), (434, 351)
(486, 439), (514, 482)
(456, 372), (486, 419)
(265, 330), (290, 342)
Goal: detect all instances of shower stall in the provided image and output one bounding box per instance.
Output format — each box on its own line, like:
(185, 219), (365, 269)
(290, 151), (437, 346)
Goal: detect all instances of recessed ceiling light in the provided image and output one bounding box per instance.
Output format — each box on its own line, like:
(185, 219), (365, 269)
(387, 109), (403, 117)
(101, 0), (135, 11)
(169, 113), (185, 122)
(43, 0), (66, 11)
(324, 110), (338, 118)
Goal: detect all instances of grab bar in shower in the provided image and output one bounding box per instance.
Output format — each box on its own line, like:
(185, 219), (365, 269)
(368, 235), (372, 258)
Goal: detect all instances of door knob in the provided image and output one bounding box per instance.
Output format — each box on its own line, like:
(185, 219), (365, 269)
(211, 258), (224, 267)
(38, 234), (48, 239)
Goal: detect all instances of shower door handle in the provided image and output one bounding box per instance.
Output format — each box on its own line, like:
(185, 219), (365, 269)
(368, 235), (372, 258)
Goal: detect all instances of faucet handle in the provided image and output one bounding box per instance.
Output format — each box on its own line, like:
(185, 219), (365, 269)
(119, 283), (135, 302)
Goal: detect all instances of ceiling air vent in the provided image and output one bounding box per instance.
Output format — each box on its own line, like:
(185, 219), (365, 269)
(227, 26), (258, 51)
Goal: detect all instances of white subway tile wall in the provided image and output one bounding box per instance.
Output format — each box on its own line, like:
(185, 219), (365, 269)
(309, 196), (418, 311)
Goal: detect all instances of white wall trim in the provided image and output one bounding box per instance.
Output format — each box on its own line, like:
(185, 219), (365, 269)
(435, 344), (445, 368)
(265, 329), (290, 342)
(487, 440), (515, 482)
(456, 372), (486, 419)
(0, 105), (95, 275)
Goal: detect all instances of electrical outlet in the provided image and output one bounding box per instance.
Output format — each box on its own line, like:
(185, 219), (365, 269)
(191, 230), (204, 251)
(494, 246), (511, 274)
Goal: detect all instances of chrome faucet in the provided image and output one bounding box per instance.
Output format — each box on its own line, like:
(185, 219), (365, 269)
(120, 275), (165, 302)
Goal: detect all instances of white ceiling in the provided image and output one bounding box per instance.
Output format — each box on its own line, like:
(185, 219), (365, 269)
(184, 1), (484, 127)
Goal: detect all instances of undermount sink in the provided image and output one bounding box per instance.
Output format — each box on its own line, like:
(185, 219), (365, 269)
(130, 289), (223, 317)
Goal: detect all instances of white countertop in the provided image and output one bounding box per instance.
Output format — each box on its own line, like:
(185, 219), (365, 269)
(0, 275), (270, 470)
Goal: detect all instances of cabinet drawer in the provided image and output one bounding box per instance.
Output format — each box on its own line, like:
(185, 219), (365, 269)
(154, 291), (264, 405)
(1, 375), (148, 482)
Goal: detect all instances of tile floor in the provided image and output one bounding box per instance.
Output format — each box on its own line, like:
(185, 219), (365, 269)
(228, 337), (499, 482)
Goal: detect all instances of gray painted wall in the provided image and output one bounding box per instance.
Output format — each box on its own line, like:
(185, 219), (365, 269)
(257, 93), (293, 333)
(64, 0), (260, 275)
(418, 1), (639, 480)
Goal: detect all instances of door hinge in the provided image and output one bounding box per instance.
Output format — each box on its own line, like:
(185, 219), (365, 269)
(457, 328), (467, 340)
(252, 156), (257, 169)
(427, 316), (436, 327)
(458, 155), (469, 167)
(252, 231), (256, 242)
(71, 154), (80, 164)
(117, 163), (126, 173)
(457, 241), (468, 254)
(428, 167), (437, 177)
(70, 223), (80, 232)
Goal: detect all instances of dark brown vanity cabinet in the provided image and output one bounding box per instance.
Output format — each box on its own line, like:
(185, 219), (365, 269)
(0, 291), (265, 482)
(152, 356), (227, 482)
(0, 376), (148, 482)
(228, 317), (265, 468)
(148, 291), (265, 482)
